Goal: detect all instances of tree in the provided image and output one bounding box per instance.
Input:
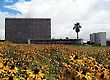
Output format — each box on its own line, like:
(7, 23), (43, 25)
(73, 22), (81, 41)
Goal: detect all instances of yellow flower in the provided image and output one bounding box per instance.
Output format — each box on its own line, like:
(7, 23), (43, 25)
(26, 69), (33, 75)
(0, 58), (3, 62)
(2, 76), (19, 80)
(3, 66), (10, 71)
(76, 59), (83, 65)
(0, 69), (4, 73)
(9, 65), (18, 74)
(103, 69), (109, 74)
(105, 74), (109, 80)
(76, 72), (84, 78)
(37, 71), (45, 79)
(28, 68), (45, 79)
(96, 72), (101, 77)
(85, 75), (91, 80)
(2, 77), (9, 80)
(85, 73), (92, 80)
(62, 62), (69, 68)
(0, 53), (3, 56)
(70, 55), (75, 61)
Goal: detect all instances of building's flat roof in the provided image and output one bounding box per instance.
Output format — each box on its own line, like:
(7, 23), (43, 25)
(5, 18), (51, 20)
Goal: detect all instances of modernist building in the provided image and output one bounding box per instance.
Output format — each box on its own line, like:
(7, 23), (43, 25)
(5, 18), (51, 43)
(90, 32), (106, 46)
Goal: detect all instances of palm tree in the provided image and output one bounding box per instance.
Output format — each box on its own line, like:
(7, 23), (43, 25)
(73, 22), (81, 40)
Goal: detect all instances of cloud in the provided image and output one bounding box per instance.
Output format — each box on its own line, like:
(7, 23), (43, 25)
(0, 0), (110, 40)
(0, 12), (9, 40)
(26, 0), (99, 40)
(4, 1), (31, 14)
(80, 0), (110, 40)
(0, 11), (25, 40)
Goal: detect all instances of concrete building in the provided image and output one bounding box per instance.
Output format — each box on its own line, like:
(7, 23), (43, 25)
(90, 32), (106, 46)
(5, 18), (51, 43)
(90, 33), (95, 43)
(29, 39), (83, 44)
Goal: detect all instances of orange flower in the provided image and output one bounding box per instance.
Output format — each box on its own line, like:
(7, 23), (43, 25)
(0, 62), (3, 68)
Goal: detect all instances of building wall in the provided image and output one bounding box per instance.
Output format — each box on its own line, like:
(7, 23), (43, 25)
(95, 33), (100, 45)
(29, 39), (83, 44)
(90, 32), (106, 46)
(5, 18), (51, 43)
(100, 32), (106, 46)
(90, 33), (95, 43)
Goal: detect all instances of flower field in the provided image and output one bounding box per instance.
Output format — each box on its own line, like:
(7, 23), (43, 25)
(0, 42), (110, 80)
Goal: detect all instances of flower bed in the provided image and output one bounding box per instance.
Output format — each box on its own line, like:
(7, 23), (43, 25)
(0, 42), (110, 80)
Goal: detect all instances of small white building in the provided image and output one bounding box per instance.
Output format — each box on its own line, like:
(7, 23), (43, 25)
(90, 32), (106, 46)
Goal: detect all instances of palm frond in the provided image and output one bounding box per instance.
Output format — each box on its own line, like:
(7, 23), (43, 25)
(73, 27), (75, 30)
(79, 26), (81, 28)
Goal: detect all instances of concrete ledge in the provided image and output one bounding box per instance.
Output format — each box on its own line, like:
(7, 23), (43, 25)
(28, 39), (83, 44)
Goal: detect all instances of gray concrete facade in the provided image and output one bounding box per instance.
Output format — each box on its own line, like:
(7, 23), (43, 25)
(5, 18), (51, 43)
(90, 32), (106, 46)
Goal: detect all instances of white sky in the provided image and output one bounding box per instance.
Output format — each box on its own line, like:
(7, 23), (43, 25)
(0, 0), (110, 41)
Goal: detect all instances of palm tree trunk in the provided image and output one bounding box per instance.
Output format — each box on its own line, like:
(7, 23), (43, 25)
(77, 32), (78, 40)
(77, 32), (78, 45)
